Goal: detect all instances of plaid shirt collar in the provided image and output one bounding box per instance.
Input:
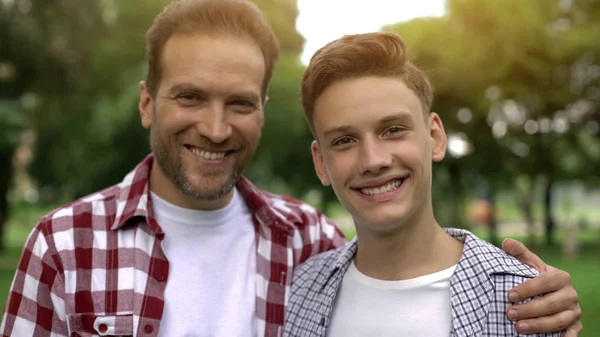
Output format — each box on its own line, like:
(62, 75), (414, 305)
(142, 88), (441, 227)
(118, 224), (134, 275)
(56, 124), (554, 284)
(110, 154), (298, 235)
(326, 228), (538, 278)
(317, 228), (539, 336)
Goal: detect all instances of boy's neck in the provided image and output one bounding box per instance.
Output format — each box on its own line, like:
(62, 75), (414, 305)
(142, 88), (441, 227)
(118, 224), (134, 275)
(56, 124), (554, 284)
(353, 210), (463, 281)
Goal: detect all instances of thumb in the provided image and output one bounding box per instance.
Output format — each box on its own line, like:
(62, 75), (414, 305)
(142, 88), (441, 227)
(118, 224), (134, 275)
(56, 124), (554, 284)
(502, 238), (547, 272)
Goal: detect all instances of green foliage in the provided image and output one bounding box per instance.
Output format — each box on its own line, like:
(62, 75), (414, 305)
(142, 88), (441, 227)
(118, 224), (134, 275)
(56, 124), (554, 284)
(0, 0), (311, 202)
(1, 0), (598, 226)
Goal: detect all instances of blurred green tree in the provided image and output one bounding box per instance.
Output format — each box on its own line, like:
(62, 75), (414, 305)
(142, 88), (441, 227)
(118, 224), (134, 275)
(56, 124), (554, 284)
(386, 0), (600, 246)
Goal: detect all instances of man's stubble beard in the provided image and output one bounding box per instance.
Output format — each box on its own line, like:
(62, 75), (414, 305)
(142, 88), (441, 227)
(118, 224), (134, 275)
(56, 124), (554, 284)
(149, 112), (244, 202)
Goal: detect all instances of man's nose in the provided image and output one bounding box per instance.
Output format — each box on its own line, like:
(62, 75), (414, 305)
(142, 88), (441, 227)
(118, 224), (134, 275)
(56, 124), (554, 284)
(195, 104), (233, 144)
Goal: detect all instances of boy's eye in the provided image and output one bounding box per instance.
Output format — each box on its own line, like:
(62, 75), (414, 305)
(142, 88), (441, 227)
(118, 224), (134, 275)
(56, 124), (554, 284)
(332, 137), (355, 146)
(383, 126), (404, 136)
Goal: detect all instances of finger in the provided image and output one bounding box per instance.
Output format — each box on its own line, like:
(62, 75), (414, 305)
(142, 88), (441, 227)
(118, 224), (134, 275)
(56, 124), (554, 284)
(516, 310), (579, 334)
(508, 268), (572, 302)
(507, 287), (578, 320)
(561, 321), (583, 337)
(502, 238), (546, 272)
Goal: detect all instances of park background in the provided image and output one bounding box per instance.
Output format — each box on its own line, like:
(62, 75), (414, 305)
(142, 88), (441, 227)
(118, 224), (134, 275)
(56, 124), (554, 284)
(0, 0), (599, 335)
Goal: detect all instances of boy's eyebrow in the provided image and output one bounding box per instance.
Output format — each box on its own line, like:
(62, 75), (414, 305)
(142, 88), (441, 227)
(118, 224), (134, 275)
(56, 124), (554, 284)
(377, 112), (414, 126)
(323, 125), (355, 139)
(323, 112), (414, 138)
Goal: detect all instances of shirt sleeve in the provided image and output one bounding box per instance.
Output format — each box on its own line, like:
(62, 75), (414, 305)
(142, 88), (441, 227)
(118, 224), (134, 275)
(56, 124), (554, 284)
(0, 223), (68, 337)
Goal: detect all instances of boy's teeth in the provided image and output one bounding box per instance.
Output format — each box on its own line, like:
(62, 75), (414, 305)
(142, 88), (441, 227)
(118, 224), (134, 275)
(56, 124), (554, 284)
(360, 179), (402, 195)
(189, 147), (226, 160)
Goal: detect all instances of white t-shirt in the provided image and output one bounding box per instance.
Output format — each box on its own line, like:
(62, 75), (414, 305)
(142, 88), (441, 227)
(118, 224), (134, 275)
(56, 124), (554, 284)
(152, 188), (256, 337)
(327, 261), (457, 337)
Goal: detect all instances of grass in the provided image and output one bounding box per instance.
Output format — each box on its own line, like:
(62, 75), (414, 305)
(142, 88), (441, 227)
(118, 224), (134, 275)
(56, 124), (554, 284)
(0, 204), (598, 336)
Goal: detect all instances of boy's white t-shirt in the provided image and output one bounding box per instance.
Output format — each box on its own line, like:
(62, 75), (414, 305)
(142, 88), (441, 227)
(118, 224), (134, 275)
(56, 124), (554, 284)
(152, 188), (257, 337)
(327, 261), (457, 337)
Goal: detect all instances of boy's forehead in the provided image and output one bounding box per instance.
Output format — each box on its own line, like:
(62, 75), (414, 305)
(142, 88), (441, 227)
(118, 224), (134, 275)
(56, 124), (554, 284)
(313, 76), (423, 133)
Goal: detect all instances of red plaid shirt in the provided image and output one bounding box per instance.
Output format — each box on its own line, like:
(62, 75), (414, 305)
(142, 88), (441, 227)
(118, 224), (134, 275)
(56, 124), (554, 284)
(0, 155), (347, 337)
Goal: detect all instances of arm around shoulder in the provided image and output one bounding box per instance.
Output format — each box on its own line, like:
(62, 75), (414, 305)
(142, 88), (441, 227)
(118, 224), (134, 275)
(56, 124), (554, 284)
(492, 273), (563, 337)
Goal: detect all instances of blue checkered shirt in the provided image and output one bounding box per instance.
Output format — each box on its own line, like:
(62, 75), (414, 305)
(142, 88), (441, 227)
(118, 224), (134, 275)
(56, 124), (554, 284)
(284, 228), (562, 337)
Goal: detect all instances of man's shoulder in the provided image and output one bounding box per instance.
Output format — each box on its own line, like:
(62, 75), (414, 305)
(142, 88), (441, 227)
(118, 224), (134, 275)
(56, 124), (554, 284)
(37, 184), (122, 233)
(259, 190), (327, 224)
(36, 156), (152, 235)
(247, 186), (347, 250)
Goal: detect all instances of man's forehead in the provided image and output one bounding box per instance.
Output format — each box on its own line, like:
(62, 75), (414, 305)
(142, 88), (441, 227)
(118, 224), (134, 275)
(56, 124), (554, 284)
(160, 33), (265, 78)
(158, 35), (265, 96)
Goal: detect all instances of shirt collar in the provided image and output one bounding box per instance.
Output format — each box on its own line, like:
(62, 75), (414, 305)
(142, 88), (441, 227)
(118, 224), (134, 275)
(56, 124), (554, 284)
(110, 154), (297, 235)
(321, 236), (358, 291)
(324, 229), (538, 281)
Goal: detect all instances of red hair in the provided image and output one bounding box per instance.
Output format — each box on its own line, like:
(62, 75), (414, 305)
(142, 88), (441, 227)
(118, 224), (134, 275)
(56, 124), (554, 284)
(301, 32), (433, 134)
(145, 0), (279, 99)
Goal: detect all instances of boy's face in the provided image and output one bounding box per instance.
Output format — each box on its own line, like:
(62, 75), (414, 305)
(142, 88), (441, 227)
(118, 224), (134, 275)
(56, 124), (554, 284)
(311, 76), (447, 232)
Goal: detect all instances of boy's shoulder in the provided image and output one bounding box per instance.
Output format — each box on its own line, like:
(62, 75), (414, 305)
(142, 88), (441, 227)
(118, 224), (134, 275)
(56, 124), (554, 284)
(446, 228), (560, 337)
(293, 238), (357, 286)
(445, 228), (540, 279)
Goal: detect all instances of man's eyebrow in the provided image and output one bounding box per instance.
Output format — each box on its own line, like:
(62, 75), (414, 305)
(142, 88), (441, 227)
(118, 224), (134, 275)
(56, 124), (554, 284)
(168, 84), (206, 96)
(229, 91), (261, 103)
(166, 84), (260, 103)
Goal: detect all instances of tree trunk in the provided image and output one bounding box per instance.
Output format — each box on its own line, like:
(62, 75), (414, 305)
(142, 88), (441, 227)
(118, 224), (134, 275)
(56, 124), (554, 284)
(519, 176), (537, 248)
(0, 148), (15, 253)
(487, 182), (498, 247)
(448, 163), (465, 229)
(543, 176), (556, 247)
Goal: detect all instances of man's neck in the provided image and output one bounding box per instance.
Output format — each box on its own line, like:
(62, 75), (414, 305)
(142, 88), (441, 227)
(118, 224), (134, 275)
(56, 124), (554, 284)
(149, 161), (233, 210)
(353, 208), (463, 281)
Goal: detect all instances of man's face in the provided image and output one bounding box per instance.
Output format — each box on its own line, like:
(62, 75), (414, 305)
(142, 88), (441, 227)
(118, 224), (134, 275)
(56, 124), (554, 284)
(139, 34), (265, 205)
(311, 76), (446, 232)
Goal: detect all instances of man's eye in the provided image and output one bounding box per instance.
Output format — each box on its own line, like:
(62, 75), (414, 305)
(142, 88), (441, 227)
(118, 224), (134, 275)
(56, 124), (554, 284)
(232, 100), (255, 108)
(177, 94), (199, 103)
(332, 137), (354, 146)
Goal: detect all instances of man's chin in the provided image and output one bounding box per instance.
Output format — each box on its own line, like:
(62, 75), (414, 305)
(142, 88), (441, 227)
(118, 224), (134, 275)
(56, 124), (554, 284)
(181, 175), (237, 198)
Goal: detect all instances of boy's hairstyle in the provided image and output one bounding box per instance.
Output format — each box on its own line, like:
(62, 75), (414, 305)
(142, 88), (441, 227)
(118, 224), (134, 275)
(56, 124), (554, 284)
(301, 32), (433, 135)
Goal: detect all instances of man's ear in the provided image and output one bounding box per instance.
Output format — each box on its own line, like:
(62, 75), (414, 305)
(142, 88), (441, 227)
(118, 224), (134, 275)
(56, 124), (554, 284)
(429, 112), (447, 162)
(139, 81), (154, 129)
(311, 140), (331, 186)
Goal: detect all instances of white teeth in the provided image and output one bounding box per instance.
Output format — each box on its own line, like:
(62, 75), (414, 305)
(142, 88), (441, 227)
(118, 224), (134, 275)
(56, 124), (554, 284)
(189, 147), (226, 160)
(360, 179), (402, 195)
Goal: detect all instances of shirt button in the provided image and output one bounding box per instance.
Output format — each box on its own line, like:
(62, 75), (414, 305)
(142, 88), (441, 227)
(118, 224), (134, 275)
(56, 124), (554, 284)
(157, 274), (166, 282)
(144, 324), (154, 334)
(98, 323), (108, 333)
